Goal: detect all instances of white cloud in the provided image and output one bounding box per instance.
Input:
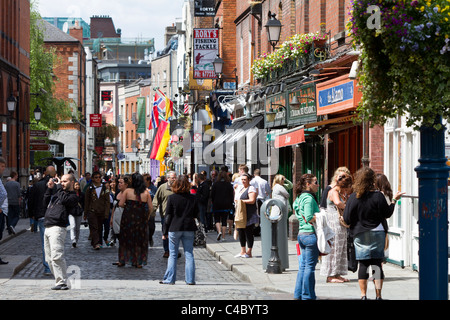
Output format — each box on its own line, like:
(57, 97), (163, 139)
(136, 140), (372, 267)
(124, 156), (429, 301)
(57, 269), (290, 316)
(34, 0), (186, 49)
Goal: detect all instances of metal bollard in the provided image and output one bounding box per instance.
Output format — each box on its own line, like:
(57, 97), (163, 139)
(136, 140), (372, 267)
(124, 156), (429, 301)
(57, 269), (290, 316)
(261, 198), (287, 274)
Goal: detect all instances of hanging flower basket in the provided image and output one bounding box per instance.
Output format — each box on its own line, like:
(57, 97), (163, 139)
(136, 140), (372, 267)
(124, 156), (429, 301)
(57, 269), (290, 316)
(347, 0), (450, 129)
(251, 31), (328, 80)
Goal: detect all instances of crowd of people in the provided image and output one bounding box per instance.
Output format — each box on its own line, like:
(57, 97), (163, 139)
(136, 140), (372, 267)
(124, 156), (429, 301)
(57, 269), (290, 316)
(294, 167), (404, 300)
(0, 159), (404, 299)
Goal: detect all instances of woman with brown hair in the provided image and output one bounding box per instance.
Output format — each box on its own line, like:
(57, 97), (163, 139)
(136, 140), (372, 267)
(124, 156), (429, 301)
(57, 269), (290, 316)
(343, 167), (403, 300)
(160, 175), (199, 285)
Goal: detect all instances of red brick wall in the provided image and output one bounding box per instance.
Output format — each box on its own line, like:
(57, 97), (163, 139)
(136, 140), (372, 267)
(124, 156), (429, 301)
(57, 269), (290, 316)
(0, 0), (31, 179)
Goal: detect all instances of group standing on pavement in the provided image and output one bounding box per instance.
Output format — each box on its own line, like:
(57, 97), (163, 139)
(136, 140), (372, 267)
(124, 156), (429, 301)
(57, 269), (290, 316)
(0, 162), (404, 299)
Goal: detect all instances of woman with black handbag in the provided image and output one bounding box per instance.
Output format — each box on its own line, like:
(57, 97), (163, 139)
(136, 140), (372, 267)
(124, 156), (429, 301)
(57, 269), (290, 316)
(343, 167), (403, 300)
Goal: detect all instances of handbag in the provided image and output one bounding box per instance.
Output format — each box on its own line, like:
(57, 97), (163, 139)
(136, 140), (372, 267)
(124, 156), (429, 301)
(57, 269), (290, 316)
(234, 199), (247, 229)
(194, 219), (206, 247)
(347, 234), (357, 272)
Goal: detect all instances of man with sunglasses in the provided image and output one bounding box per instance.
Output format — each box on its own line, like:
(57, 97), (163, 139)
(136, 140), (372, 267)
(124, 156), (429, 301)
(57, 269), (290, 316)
(84, 171), (110, 250)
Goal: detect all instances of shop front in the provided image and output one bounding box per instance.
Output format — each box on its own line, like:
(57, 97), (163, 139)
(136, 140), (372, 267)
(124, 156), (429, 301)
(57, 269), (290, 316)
(314, 74), (363, 184)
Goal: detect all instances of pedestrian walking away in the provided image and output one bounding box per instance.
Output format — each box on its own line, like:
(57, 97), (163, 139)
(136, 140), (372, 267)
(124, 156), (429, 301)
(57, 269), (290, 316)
(117, 173), (153, 268)
(343, 167), (404, 300)
(4, 171), (22, 235)
(0, 157), (9, 265)
(160, 175), (198, 285)
(293, 173), (320, 300)
(211, 171), (234, 241)
(152, 171), (176, 258)
(43, 174), (78, 290)
(84, 171), (110, 250)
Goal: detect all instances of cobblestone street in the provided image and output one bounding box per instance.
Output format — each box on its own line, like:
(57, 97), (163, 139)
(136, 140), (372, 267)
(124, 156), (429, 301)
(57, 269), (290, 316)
(0, 220), (273, 300)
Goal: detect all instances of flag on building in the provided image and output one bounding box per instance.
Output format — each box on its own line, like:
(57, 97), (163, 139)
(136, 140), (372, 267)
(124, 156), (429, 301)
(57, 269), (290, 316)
(155, 121), (171, 161)
(148, 94), (159, 130)
(149, 119), (169, 159)
(157, 89), (173, 120)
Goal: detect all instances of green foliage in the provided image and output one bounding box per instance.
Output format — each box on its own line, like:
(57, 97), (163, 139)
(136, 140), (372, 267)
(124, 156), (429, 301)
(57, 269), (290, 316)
(347, 0), (450, 129)
(30, 1), (73, 131)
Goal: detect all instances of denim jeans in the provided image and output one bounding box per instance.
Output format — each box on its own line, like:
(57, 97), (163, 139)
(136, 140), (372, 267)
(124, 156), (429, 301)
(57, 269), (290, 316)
(162, 231), (195, 284)
(294, 233), (319, 300)
(37, 218), (51, 273)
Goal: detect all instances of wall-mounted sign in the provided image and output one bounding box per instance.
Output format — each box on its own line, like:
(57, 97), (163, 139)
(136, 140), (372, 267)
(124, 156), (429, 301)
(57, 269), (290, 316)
(194, 0), (216, 17)
(288, 83), (317, 126)
(101, 91), (112, 101)
(90, 114), (102, 127)
(316, 74), (361, 115)
(193, 28), (219, 79)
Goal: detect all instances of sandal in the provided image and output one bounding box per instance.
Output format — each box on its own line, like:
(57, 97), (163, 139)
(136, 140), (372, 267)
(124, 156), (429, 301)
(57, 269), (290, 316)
(337, 276), (349, 282)
(113, 262), (125, 267)
(327, 277), (344, 283)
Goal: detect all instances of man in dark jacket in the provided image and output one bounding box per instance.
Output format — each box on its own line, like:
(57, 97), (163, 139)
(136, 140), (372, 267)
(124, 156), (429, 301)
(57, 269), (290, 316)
(84, 171), (110, 250)
(29, 165), (57, 275)
(196, 173), (210, 231)
(43, 174), (78, 290)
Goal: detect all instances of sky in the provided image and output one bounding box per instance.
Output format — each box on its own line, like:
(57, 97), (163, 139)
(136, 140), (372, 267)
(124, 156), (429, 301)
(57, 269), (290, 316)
(34, 0), (187, 51)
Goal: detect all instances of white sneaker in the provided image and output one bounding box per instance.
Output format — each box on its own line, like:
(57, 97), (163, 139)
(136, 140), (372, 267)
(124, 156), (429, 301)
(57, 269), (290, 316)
(216, 232), (222, 241)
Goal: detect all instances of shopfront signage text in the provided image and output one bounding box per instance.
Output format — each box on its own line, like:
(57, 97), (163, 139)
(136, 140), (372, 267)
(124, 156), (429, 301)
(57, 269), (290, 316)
(316, 75), (361, 115)
(193, 28), (219, 79)
(275, 128), (305, 148)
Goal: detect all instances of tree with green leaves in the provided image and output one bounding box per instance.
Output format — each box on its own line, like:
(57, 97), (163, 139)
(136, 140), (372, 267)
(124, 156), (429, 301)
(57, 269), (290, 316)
(30, 1), (73, 131)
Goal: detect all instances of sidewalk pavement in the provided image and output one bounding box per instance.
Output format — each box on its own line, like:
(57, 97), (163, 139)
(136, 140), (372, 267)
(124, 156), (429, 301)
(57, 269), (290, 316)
(204, 228), (422, 300)
(0, 218), (31, 283)
(0, 218), (423, 300)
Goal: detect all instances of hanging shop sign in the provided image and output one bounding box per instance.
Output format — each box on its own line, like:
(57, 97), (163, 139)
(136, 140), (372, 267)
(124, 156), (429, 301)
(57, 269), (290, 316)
(194, 0), (216, 17)
(136, 97), (146, 133)
(193, 28), (219, 79)
(287, 83), (317, 127)
(316, 74), (362, 115)
(264, 91), (287, 129)
(90, 114), (102, 127)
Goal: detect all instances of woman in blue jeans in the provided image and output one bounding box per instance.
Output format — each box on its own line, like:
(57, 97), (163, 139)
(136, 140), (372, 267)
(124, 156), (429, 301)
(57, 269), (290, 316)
(293, 174), (320, 300)
(160, 175), (199, 285)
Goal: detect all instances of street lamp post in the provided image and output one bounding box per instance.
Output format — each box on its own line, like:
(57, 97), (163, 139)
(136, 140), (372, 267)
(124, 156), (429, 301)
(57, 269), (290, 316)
(264, 12), (282, 51)
(414, 116), (449, 300)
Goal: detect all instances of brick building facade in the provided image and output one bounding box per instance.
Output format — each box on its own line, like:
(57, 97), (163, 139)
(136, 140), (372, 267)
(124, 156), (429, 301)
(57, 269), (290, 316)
(41, 19), (87, 176)
(0, 0), (31, 186)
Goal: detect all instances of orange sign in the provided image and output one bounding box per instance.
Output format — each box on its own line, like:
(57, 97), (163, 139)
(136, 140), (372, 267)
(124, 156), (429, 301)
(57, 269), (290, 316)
(316, 74), (362, 115)
(275, 128), (305, 148)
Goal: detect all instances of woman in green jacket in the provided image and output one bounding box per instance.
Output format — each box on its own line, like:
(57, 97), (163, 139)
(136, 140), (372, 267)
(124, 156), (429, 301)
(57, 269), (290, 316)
(293, 174), (320, 300)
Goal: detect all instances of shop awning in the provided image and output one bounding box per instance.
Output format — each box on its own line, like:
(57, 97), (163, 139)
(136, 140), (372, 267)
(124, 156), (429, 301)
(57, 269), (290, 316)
(274, 126), (305, 148)
(304, 114), (358, 135)
(206, 115), (264, 150)
(228, 115), (264, 144)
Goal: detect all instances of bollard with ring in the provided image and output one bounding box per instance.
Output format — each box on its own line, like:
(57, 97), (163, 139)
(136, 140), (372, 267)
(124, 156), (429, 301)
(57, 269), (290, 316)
(260, 198), (287, 274)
